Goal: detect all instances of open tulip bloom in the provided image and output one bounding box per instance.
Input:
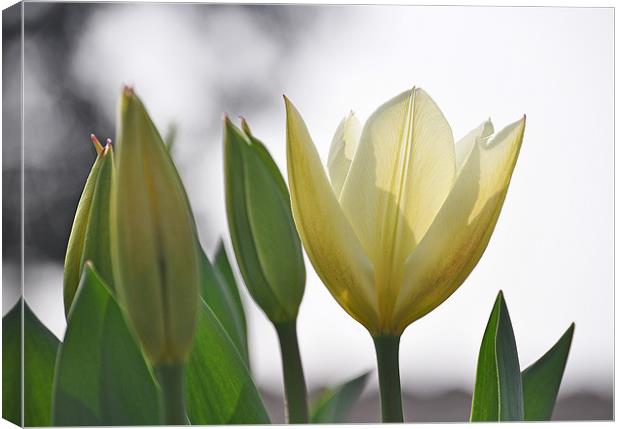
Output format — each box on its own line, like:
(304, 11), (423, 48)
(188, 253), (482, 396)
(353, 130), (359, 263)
(285, 87), (525, 422)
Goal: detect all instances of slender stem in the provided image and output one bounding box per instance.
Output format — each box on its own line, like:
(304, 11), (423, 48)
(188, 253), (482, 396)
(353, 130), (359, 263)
(373, 334), (404, 423)
(274, 319), (309, 423)
(155, 363), (188, 425)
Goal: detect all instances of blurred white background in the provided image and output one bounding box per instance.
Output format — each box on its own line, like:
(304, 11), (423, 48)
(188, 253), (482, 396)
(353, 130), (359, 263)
(7, 3), (613, 417)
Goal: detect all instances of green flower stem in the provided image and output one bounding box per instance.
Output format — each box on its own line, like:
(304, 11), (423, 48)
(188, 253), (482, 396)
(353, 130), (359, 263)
(155, 363), (188, 425)
(373, 334), (404, 423)
(274, 320), (309, 423)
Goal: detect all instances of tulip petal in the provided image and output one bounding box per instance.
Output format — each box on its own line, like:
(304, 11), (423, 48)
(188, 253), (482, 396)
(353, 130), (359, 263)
(112, 95), (166, 363)
(79, 145), (115, 294)
(63, 151), (104, 317)
(338, 88), (456, 323)
(327, 112), (361, 198)
(141, 115), (200, 362)
(455, 120), (494, 172)
(394, 117), (526, 331)
(285, 97), (380, 332)
(112, 91), (200, 363)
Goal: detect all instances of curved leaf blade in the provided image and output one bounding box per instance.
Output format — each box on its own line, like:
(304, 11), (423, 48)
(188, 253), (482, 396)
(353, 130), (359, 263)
(311, 371), (370, 423)
(185, 301), (270, 424)
(24, 302), (60, 426)
(52, 264), (160, 425)
(3, 300), (22, 426)
(214, 240), (247, 339)
(470, 291), (523, 421)
(199, 246), (249, 364)
(522, 323), (575, 421)
(3, 300), (60, 426)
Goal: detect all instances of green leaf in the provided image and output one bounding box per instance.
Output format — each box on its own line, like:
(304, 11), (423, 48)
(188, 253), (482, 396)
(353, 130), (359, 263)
(199, 245), (249, 364)
(3, 300), (21, 426)
(214, 240), (247, 340)
(3, 299), (60, 426)
(522, 323), (575, 421)
(185, 300), (270, 424)
(24, 303), (61, 426)
(52, 264), (160, 425)
(470, 291), (523, 421)
(224, 117), (305, 323)
(311, 371), (370, 423)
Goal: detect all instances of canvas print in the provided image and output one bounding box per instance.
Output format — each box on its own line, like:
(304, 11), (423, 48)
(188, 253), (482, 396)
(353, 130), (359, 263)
(2, 2), (613, 426)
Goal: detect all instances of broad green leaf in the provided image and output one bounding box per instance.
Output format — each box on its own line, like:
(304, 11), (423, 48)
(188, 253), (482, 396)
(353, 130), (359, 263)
(311, 371), (370, 423)
(214, 240), (247, 340)
(24, 302), (61, 426)
(52, 264), (160, 425)
(224, 117), (306, 324)
(3, 300), (22, 426)
(199, 245), (249, 364)
(185, 300), (270, 424)
(522, 323), (575, 421)
(470, 291), (523, 421)
(3, 299), (60, 426)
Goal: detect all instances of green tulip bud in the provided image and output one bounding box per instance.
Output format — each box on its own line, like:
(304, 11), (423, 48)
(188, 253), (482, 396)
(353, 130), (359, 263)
(63, 135), (114, 316)
(110, 87), (200, 366)
(224, 117), (305, 323)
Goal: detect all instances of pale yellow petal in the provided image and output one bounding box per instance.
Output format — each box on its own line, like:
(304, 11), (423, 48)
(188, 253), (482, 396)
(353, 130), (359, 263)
(285, 97), (380, 332)
(327, 112), (361, 198)
(338, 88), (456, 324)
(393, 117), (526, 332)
(455, 120), (494, 172)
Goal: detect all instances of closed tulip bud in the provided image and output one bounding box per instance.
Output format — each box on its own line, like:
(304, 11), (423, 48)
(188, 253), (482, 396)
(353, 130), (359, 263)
(285, 87), (525, 336)
(63, 135), (114, 316)
(224, 117), (306, 324)
(225, 117), (309, 423)
(110, 87), (200, 366)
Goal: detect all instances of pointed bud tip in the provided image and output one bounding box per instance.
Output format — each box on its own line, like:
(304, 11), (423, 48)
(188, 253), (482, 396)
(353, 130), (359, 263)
(122, 84), (135, 96)
(90, 133), (104, 155)
(103, 142), (113, 155)
(240, 117), (252, 136)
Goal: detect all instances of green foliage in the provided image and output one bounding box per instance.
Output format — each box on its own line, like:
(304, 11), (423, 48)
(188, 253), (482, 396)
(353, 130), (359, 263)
(470, 291), (523, 421)
(185, 300), (270, 424)
(3, 300), (60, 426)
(52, 264), (160, 425)
(224, 117), (306, 323)
(199, 244), (249, 364)
(522, 323), (575, 421)
(2, 300), (21, 426)
(471, 291), (574, 422)
(311, 371), (370, 423)
(214, 240), (248, 343)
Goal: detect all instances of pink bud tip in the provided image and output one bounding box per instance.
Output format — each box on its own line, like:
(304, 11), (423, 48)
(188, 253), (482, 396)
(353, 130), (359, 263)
(90, 133), (104, 155)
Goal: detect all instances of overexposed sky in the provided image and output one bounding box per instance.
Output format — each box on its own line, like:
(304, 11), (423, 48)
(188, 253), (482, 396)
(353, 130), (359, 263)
(21, 4), (613, 397)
